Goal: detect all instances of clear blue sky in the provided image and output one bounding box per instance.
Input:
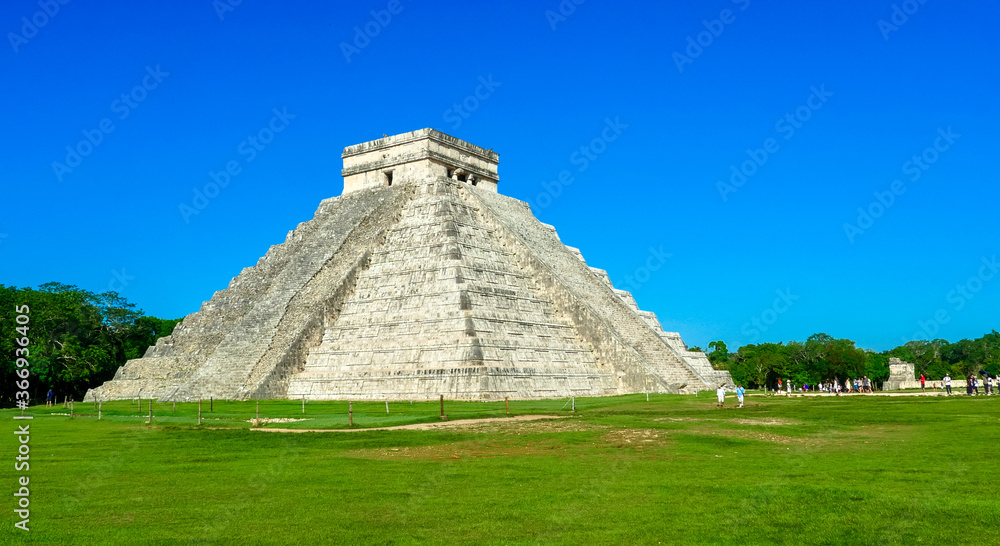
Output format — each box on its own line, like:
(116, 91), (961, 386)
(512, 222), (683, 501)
(2, 0), (997, 352)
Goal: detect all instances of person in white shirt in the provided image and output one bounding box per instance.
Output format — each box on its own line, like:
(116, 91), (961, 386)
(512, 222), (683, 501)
(943, 374), (951, 395)
(716, 385), (726, 408)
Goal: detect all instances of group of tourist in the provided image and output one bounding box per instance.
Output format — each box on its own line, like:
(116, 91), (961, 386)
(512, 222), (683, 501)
(770, 374), (999, 396)
(917, 373), (999, 396)
(943, 373), (997, 396)
(718, 372), (998, 408)
(772, 377), (875, 394)
(717, 384), (746, 408)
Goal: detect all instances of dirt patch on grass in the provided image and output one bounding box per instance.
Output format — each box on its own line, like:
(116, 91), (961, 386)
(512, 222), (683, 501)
(345, 423), (662, 460)
(460, 417), (603, 435)
(253, 414), (567, 433)
(730, 418), (802, 426)
(247, 418), (312, 425)
(705, 428), (815, 445)
(653, 416), (800, 426)
(602, 428), (666, 449)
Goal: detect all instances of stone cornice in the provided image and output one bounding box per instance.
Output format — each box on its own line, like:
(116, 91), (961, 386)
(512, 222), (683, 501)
(341, 128), (500, 164)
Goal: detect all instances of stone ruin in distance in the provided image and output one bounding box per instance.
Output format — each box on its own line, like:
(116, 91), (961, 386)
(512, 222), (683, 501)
(87, 129), (732, 401)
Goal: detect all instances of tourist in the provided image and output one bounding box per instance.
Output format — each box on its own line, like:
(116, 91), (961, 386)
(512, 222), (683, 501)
(920, 373), (926, 393)
(943, 373), (952, 395)
(736, 384), (746, 408)
(972, 376), (979, 395)
(45, 388), (54, 407)
(777, 378), (782, 394)
(717, 384), (726, 408)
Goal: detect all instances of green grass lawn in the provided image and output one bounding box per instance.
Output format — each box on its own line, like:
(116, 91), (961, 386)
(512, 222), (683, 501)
(3, 394), (998, 544)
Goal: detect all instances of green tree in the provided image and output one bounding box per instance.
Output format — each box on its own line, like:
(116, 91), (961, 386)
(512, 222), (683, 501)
(707, 340), (730, 369)
(0, 284), (180, 406)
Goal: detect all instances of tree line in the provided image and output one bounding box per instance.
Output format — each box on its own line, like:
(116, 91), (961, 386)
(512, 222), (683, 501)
(3, 282), (997, 404)
(696, 331), (1000, 390)
(1, 283), (180, 406)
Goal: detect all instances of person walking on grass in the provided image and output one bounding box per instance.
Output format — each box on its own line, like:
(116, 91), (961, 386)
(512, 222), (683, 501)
(717, 384), (726, 408)
(920, 373), (926, 393)
(736, 384), (746, 408)
(45, 388), (53, 407)
(943, 373), (952, 395)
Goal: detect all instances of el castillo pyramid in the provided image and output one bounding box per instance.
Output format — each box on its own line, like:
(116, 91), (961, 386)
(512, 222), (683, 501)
(86, 129), (731, 402)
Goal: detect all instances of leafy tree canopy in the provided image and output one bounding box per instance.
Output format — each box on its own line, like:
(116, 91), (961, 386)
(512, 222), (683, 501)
(1, 284), (180, 405)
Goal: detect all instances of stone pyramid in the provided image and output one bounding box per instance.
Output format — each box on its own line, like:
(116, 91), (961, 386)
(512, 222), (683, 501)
(86, 129), (731, 401)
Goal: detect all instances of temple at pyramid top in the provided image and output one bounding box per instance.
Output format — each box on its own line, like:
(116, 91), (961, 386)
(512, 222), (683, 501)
(341, 128), (500, 194)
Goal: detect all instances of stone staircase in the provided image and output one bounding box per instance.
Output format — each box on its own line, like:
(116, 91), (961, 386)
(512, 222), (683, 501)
(287, 179), (617, 399)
